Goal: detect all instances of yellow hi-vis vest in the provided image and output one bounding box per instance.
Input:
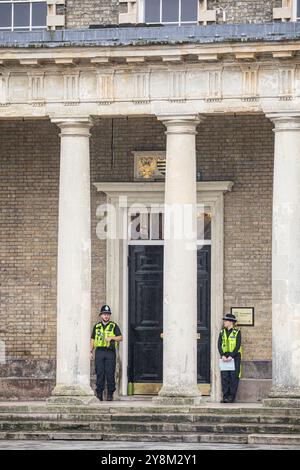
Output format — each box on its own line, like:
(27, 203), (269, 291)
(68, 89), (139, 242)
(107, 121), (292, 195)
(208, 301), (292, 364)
(94, 321), (118, 349)
(221, 328), (242, 355)
(221, 328), (242, 378)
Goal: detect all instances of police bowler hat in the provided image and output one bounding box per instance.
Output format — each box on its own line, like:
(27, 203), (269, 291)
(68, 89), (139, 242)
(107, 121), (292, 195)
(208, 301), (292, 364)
(223, 313), (237, 323)
(100, 304), (112, 314)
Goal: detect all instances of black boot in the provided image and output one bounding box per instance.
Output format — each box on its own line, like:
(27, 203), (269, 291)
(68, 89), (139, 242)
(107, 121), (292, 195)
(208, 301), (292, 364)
(222, 397), (230, 403)
(96, 392), (103, 401)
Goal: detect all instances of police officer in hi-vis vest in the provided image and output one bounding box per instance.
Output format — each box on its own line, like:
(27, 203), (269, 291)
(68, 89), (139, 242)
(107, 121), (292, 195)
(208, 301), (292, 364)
(90, 305), (123, 401)
(218, 313), (242, 403)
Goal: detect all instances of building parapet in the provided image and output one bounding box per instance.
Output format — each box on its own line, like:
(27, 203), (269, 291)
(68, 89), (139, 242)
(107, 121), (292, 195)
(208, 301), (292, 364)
(1, 23), (300, 49)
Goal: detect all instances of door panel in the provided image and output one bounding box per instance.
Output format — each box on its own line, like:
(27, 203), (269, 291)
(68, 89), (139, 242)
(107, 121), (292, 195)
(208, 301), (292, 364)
(128, 245), (211, 386)
(197, 246), (211, 383)
(128, 245), (163, 383)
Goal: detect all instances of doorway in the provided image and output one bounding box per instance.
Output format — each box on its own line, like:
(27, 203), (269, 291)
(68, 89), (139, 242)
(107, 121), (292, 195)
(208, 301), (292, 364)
(127, 209), (211, 395)
(94, 180), (232, 401)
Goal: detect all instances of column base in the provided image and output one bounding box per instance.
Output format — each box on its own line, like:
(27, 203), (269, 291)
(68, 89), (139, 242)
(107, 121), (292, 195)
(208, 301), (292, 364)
(263, 387), (300, 408)
(152, 396), (204, 406)
(152, 385), (204, 406)
(47, 384), (99, 406)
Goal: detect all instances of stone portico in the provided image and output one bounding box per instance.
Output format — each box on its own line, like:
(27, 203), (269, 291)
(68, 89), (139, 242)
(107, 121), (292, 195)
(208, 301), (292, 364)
(1, 24), (300, 404)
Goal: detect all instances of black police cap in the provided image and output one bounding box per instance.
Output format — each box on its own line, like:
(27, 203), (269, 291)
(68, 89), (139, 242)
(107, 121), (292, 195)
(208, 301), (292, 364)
(100, 304), (112, 314)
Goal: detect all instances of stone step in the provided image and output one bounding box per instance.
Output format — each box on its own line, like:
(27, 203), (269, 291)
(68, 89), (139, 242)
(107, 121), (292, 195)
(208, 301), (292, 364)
(100, 433), (249, 444)
(0, 431), (248, 444)
(0, 413), (113, 423)
(0, 419), (299, 434)
(111, 413), (300, 425)
(1, 404), (300, 417)
(2, 430), (299, 446)
(248, 434), (300, 446)
(0, 412), (300, 426)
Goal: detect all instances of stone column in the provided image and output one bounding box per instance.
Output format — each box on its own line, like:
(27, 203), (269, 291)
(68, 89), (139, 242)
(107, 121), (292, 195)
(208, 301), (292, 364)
(154, 115), (203, 406)
(264, 113), (300, 407)
(49, 117), (96, 405)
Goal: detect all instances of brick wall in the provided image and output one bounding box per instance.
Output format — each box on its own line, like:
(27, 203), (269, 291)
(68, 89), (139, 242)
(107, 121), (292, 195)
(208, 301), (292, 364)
(92, 115), (274, 362)
(0, 121), (59, 362)
(207, 0), (282, 24)
(64, 0), (283, 28)
(0, 115), (273, 397)
(197, 115), (273, 361)
(65, 0), (119, 29)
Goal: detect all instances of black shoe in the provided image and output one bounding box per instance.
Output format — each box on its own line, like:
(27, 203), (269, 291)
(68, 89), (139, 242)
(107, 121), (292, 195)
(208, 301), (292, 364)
(96, 393), (103, 401)
(107, 394), (113, 401)
(222, 398), (230, 403)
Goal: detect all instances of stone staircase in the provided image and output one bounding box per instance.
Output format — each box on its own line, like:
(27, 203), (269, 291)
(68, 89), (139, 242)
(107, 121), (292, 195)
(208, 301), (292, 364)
(0, 403), (299, 445)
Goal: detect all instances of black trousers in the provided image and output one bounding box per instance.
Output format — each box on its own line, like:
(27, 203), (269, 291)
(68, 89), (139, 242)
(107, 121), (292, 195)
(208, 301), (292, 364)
(221, 356), (241, 401)
(95, 348), (116, 396)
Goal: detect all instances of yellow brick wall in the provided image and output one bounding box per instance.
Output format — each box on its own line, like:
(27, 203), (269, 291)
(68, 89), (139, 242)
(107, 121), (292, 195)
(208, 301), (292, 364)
(0, 115), (273, 392)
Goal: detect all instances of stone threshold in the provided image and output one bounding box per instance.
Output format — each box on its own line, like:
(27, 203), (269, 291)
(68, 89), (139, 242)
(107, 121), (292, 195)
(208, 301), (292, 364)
(0, 400), (266, 413)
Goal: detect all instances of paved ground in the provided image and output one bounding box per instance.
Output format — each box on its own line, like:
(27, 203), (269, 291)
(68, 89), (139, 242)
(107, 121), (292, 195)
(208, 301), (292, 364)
(0, 440), (299, 450)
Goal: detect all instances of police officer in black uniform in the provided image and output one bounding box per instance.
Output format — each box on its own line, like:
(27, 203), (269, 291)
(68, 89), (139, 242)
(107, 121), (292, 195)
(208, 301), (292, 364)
(90, 305), (122, 401)
(218, 313), (242, 403)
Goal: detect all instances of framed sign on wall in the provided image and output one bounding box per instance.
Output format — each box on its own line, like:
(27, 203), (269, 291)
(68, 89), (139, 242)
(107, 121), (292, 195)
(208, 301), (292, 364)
(231, 307), (255, 326)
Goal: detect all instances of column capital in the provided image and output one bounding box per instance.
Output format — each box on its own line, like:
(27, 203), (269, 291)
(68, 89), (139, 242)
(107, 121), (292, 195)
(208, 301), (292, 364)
(51, 117), (94, 137)
(156, 114), (205, 135)
(266, 112), (300, 132)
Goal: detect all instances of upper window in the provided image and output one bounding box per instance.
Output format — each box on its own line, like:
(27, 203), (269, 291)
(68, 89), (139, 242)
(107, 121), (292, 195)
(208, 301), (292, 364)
(0, 1), (47, 31)
(144, 0), (198, 25)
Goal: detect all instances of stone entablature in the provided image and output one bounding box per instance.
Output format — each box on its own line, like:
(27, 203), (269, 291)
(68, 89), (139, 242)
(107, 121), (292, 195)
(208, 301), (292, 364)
(1, 40), (300, 117)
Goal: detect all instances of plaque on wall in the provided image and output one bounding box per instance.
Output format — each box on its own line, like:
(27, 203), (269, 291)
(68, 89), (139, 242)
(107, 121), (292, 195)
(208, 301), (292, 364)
(230, 307), (254, 326)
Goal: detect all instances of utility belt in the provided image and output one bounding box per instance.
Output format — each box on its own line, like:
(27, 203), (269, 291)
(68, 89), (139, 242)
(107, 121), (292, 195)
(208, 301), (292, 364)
(95, 346), (116, 352)
(223, 352), (241, 357)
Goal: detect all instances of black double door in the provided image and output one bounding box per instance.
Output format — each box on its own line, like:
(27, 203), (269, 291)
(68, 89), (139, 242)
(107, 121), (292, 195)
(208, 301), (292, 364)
(128, 244), (211, 387)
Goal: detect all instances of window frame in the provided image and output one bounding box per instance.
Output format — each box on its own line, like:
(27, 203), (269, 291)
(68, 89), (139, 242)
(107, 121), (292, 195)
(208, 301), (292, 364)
(127, 206), (212, 244)
(0, 0), (47, 31)
(143, 0), (198, 26)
